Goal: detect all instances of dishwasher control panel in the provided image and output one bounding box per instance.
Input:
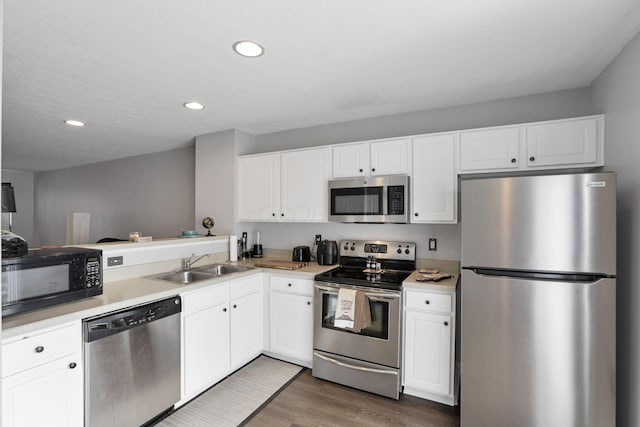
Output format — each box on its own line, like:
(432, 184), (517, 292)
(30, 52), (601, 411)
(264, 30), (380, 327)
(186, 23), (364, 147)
(84, 296), (181, 342)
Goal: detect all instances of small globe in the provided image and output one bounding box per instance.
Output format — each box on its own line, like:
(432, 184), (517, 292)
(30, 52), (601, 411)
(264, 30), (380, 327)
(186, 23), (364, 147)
(202, 217), (214, 229)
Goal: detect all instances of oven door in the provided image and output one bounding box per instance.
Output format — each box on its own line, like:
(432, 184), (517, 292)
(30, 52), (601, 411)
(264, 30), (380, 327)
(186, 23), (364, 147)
(313, 282), (401, 368)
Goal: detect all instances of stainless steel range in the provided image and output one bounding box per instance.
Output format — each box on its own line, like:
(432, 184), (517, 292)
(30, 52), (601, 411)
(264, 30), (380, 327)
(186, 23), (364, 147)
(313, 239), (416, 399)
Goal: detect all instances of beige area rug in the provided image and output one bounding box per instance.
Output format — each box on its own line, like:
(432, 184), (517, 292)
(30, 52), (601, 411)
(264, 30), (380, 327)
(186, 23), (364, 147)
(156, 356), (303, 427)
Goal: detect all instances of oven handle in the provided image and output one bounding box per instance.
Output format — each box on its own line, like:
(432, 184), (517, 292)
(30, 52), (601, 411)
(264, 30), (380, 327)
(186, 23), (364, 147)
(313, 352), (398, 376)
(315, 286), (400, 300)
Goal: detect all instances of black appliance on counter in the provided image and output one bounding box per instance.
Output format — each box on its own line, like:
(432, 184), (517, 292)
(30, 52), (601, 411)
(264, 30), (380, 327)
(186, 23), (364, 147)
(292, 246), (311, 262)
(313, 239), (416, 399)
(2, 247), (103, 316)
(316, 240), (338, 265)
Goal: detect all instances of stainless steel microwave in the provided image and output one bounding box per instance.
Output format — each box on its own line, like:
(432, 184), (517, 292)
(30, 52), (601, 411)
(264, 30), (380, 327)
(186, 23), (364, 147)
(328, 175), (409, 223)
(1, 247), (103, 316)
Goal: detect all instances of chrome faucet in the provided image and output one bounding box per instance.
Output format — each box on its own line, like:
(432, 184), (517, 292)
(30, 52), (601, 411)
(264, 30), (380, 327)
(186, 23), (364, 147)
(184, 253), (209, 270)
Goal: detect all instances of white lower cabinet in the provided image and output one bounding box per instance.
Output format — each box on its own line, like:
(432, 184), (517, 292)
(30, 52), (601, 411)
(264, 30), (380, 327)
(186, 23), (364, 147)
(230, 289), (264, 370)
(2, 322), (83, 427)
(403, 289), (457, 406)
(267, 275), (314, 367)
(180, 273), (263, 404)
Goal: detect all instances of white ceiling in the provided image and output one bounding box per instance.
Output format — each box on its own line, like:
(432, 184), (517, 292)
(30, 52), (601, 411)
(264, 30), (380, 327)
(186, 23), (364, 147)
(3, 0), (640, 172)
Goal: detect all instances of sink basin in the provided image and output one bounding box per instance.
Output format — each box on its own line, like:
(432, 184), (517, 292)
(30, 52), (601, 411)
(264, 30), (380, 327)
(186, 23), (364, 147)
(147, 263), (254, 285)
(149, 270), (217, 285)
(196, 264), (254, 275)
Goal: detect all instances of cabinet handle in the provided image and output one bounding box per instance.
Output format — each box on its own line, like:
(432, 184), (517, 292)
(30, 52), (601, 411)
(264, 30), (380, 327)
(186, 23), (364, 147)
(223, 307), (227, 312)
(281, 213), (284, 217)
(307, 301), (311, 306)
(511, 158), (517, 163)
(444, 321), (449, 326)
(288, 283), (292, 287)
(272, 213), (275, 217)
(425, 300), (430, 305)
(371, 168), (376, 172)
(233, 304), (237, 309)
(529, 156), (535, 162)
(359, 168), (363, 173)
(69, 362), (77, 369)
(414, 212), (419, 217)
(35, 346), (44, 353)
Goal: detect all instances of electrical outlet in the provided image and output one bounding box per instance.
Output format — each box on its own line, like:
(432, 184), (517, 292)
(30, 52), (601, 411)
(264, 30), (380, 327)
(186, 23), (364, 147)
(315, 234), (322, 244)
(428, 238), (437, 251)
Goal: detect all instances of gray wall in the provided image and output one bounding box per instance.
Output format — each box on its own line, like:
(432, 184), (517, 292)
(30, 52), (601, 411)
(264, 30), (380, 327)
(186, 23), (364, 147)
(196, 130), (255, 236)
(238, 88), (593, 260)
(248, 88), (592, 154)
(34, 147), (195, 245)
(1, 169), (35, 244)
(591, 30), (640, 427)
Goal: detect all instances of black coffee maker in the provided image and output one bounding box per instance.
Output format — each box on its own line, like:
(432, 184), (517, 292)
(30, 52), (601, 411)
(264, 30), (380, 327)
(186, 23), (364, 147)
(316, 240), (338, 265)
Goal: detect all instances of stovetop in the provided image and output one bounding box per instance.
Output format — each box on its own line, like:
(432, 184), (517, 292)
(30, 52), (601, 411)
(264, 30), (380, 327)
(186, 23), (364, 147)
(314, 239), (416, 290)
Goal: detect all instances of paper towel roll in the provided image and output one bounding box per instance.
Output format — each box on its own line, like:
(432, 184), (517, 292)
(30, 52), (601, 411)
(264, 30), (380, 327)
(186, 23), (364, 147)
(229, 235), (238, 262)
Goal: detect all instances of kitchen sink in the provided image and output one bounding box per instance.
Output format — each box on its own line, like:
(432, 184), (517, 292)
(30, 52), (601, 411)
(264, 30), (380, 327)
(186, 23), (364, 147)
(149, 270), (216, 285)
(147, 263), (254, 285)
(195, 264), (254, 275)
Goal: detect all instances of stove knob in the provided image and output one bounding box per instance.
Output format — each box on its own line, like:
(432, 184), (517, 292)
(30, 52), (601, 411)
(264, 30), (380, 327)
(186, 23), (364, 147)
(344, 246), (348, 251)
(351, 246), (355, 251)
(405, 249), (410, 254)
(397, 248), (402, 254)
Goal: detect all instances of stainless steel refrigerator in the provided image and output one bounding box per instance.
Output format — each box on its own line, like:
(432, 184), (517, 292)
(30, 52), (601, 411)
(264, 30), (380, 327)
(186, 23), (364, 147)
(460, 172), (616, 427)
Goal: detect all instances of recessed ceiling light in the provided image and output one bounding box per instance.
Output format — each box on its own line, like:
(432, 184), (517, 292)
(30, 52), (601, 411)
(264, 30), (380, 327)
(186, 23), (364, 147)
(184, 102), (205, 110)
(64, 119), (85, 127)
(232, 40), (264, 58)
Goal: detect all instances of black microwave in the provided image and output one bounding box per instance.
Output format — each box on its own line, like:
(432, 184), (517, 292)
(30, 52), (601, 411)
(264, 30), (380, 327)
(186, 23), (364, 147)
(328, 175), (409, 223)
(1, 247), (103, 316)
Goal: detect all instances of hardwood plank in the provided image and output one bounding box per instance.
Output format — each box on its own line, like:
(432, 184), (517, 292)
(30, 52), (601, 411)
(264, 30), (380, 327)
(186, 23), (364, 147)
(245, 370), (460, 427)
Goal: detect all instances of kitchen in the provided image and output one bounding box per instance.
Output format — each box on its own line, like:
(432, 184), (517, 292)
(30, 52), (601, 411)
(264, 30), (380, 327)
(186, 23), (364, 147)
(2, 1), (640, 426)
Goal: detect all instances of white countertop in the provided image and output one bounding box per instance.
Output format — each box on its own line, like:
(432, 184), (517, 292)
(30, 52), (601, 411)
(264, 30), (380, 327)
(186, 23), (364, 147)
(2, 260), (338, 340)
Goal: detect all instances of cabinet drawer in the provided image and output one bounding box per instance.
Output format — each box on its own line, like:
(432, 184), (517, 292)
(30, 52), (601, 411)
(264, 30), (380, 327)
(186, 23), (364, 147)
(270, 275), (314, 296)
(182, 283), (229, 315)
(3, 322), (80, 377)
(405, 291), (452, 313)
(229, 275), (262, 300)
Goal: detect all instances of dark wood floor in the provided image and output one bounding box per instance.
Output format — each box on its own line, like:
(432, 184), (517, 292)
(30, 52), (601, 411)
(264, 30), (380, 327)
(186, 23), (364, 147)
(245, 370), (460, 427)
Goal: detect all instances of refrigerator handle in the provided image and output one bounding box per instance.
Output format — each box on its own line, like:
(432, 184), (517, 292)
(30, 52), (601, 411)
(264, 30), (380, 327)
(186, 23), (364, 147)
(465, 267), (611, 283)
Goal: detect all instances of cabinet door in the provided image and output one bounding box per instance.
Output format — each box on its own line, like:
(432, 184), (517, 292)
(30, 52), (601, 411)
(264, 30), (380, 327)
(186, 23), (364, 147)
(270, 292), (313, 362)
(281, 147), (331, 221)
(237, 153), (280, 221)
(526, 117), (598, 167)
(460, 127), (520, 172)
(411, 134), (457, 223)
(404, 310), (452, 395)
(332, 142), (369, 178)
(183, 302), (230, 398)
(370, 137), (410, 176)
(230, 291), (263, 370)
(3, 354), (82, 427)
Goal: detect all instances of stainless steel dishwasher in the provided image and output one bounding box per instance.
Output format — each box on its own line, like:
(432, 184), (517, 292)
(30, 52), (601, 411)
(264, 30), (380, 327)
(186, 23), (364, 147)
(84, 296), (182, 427)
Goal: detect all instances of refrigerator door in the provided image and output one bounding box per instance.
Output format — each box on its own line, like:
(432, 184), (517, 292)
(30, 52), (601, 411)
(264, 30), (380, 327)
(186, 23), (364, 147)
(460, 270), (615, 427)
(461, 172), (616, 275)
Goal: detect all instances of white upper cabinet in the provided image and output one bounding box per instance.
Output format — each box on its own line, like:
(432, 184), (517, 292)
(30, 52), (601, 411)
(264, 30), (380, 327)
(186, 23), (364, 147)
(459, 115), (604, 174)
(411, 133), (458, 223)
(237, 153), (280, 221)
(459, 126), (521, 172)
(237, 147), (331, 222)
(280, 147), (331, 221)
(525, 117), (599, 167)
(370, 138), (410, 176)
(332, 137), (410, 178)
(332, 142), (369, 177)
